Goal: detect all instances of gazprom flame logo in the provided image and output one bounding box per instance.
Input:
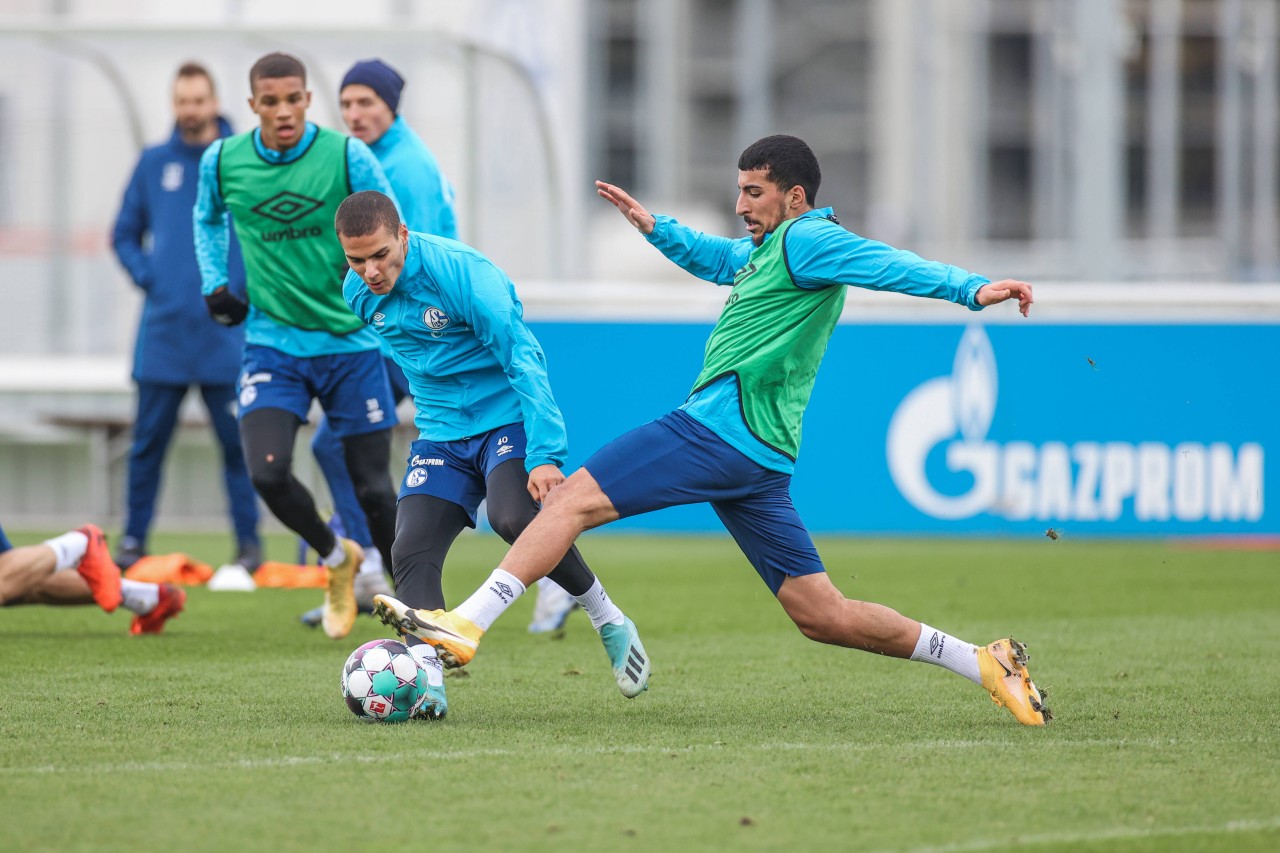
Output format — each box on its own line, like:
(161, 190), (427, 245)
(886, 326), (1263, 524)
(887, 326), (999, 519)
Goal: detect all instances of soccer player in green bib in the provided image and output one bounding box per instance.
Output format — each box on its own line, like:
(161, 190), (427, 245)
(194, 52), (400, 639)
(373, 135), (1051, 725)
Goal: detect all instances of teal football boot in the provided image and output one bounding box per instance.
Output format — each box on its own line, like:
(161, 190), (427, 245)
(599, 617), (650, 698)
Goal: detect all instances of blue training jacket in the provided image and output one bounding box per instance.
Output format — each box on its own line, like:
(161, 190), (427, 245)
(193, 122), (396, 358)
(112, 118), (245, 384)
(343, 232), (567, 471)
(645, 207), (991, 473)
(371, 117), (457, 240)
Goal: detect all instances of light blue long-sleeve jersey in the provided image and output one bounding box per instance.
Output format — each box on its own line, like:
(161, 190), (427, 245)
(646, 207), (990, 473)
(194, 122), (398, 357)
(371, 117), (457, 239)
(343, 232), (567, 471)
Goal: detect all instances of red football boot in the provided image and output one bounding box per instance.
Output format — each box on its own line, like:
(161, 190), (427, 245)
(76, 524), (122, 613)
(130, 583), (187, 635)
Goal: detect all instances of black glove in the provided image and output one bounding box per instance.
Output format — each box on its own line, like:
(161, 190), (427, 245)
(205, 286), (249, 327)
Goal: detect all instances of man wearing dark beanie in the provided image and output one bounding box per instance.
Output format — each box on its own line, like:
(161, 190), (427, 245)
(339, 59), (457, 240)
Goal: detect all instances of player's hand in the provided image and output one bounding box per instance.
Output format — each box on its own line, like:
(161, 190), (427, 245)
(595, 180), (656, 235)
(205, 286), (249, 326)
(527, 464), (565, 503)
(976, 280), (1034, 317)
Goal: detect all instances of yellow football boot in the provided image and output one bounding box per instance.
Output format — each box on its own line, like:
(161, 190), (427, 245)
(322, 538), (362, 639)
(977, 637), (1052, 726)
(372, 594), (483, 668)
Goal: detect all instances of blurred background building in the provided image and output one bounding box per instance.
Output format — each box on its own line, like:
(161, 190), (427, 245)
(0, 0), (1275, 530)
(596, 0), (1278, 282)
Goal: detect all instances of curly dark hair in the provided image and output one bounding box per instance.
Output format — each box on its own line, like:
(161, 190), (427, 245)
(737, 135), (821, 206)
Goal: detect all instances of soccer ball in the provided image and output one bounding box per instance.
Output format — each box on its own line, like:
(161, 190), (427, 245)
(341, 638), (428, 722)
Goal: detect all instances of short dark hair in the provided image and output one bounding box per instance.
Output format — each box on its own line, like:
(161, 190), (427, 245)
(249, 52), (306, 93)
(335, 191), (401, 238)
(176, 61), (215, 93)
(737, 135), (821, 206)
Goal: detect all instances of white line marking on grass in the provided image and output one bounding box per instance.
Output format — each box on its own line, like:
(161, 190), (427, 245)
(0, 735), (1264, 777)
(889, 815), (1280, 852)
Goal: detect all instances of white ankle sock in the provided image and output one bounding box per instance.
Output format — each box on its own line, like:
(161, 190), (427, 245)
(574, 579), (625, 631)
(910, 623), (982, 685)
(322, 541), (346, 568)
(43, 531), (89, 571)
(120, 579), (160, 615)
(454, 569), (526, 631)
(358, 549), (384, 576)
(406, 640), (444, 687)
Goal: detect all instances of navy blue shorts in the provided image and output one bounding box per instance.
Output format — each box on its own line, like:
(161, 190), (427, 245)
(237, 345), (397, 438)
(584, 410), (825, 594)
(398, 423), (526, 525)
(0, 521), (11, 554)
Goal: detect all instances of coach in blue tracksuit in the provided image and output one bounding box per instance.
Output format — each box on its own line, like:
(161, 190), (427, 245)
(110, 62), (260, 571)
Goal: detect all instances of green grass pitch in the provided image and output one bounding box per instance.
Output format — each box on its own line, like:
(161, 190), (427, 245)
(2, 531), (1277, 852)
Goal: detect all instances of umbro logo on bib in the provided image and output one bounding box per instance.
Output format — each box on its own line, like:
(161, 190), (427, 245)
(251, 191), (324, 224)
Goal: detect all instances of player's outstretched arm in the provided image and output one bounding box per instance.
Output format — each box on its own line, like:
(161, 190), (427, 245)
(596, 180), (655, 235)
(599, 180), (746, 284)
(976, 279), (1034, 317)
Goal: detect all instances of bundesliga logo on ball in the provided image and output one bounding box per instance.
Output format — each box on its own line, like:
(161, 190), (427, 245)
(340, 638), (431, 722)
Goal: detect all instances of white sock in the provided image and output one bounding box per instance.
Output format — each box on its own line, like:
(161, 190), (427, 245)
(358, 548), (385, 576)
(407, 640), (444, 687)
(454, 569), (526, 631)
(120, 579), (160, 615)
(910, 623), (982, 685)
(322, 542), (347, 568)
(43, 531), (89, 572)
(574, 578), (625, 631)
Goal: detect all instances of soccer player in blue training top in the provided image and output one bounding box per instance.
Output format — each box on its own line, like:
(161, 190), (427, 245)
(0, 522), (184, 634)
(194, 52), (401, 639)
(309, 59), (579, 636)
(371, 135), (1052, 726)
(333, 190), (650, 715)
